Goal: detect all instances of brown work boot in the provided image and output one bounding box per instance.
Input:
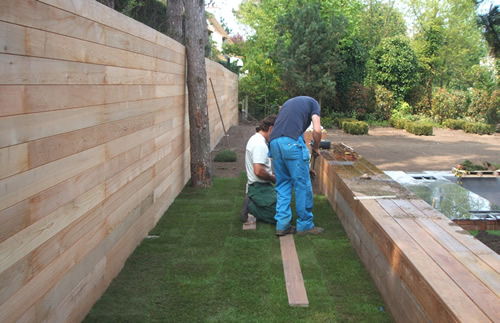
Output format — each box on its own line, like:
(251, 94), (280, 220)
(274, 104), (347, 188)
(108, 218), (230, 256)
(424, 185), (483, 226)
(297, 226), (324, 236)
(276, 226), (296, 236)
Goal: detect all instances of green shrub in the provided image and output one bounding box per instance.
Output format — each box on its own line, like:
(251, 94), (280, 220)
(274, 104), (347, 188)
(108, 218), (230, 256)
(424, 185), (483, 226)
(389, 117), (409, 129)
(347, 83), (376, 120)
(463, 122), (495, 135)
(405, 121), (433, 136)
(213, 150), (237, 162)
(374, 85), (396, 120)
(431, 88), (459, 123)
(486, 89), (499, 124)
(342, 121), (369, 135)
(321, 116), (334, 128)
(466, 88), (490, 122)
(453, 90), (470, 117)
(443, 119), (466, 130)
(335, 117), (357, 128)
(461, 160), (487, 171)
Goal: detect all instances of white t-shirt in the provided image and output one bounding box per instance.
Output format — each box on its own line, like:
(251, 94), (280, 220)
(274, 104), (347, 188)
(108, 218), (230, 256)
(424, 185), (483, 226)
(245, 132), (272, 184)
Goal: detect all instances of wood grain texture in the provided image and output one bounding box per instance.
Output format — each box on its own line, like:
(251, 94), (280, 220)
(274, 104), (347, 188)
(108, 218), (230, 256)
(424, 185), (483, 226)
(380, 199), (500, 321)
(0, 143), (28, 180)
(279, 234), (309, 307)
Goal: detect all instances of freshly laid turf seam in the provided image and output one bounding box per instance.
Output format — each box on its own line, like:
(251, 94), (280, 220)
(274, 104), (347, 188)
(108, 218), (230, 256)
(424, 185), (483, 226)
(280, 234), (309, 307)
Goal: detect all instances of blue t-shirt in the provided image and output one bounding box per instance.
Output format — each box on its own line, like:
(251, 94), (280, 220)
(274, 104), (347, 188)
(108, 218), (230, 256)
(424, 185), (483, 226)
(270, 96), (321, 141)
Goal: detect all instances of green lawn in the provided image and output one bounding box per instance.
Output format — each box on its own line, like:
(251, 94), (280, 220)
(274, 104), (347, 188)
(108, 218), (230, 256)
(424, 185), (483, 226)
(84, 174), (392, 322)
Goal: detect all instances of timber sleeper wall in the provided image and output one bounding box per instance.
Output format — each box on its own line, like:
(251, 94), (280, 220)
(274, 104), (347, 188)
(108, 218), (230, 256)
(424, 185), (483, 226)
(0, 0), (238, 322)
(315, 148), (500, 322)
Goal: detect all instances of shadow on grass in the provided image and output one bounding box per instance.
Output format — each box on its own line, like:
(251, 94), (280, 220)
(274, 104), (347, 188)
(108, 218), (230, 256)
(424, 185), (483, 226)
(84, 173), (392, 322)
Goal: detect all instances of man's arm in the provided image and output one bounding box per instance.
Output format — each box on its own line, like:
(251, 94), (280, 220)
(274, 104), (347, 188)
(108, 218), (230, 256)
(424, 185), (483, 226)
(311, 114), (321, 156)
(254, 163), (276, 184)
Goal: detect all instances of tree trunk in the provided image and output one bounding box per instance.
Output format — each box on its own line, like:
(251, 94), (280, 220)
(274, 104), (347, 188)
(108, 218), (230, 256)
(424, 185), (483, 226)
(166, 0), (184, 44)
(184, 0), (212, 187)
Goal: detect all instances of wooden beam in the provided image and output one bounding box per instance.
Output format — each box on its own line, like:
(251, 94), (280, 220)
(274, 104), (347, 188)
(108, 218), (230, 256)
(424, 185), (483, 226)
(279, 234), (309, 307)
(242, 214), (256, 230)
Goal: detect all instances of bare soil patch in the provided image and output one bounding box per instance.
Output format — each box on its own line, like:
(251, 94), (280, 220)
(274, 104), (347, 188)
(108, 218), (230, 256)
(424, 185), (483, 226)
(212, 123), (500, 176)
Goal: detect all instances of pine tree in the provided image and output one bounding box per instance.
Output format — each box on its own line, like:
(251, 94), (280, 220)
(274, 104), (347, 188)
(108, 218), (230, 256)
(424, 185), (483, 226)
(275, 1), (345, 112)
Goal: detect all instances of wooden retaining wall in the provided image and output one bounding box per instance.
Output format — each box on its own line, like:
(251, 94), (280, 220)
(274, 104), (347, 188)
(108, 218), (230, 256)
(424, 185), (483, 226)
(0, 0), (238, 322)
(315, 145), (500, 322)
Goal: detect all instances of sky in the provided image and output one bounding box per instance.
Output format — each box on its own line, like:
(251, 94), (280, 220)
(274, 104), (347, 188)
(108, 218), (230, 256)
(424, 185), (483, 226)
(205, 0), (248, 37)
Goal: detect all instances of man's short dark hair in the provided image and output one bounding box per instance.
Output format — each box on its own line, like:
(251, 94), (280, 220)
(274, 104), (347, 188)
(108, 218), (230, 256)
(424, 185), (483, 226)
(256, 115), (277, 132)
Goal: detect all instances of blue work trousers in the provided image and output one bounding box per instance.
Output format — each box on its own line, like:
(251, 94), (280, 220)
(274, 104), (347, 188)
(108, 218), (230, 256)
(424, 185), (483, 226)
(269, 136), (314, 232)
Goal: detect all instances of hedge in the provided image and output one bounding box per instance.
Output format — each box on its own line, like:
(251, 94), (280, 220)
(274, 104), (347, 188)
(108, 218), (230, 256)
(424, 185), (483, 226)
(405, 121), (433, 136)
(342, 121), (369, 135)
(389, 117), (409, 129)
(443, 119), (466, 130)
(463, 122), (495, 135)
(213, 150), (237, 162)
(335, 117), (357, 128)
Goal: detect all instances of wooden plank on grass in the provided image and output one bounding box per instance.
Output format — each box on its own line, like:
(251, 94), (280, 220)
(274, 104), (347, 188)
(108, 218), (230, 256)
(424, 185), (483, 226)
(242, 214), (256, 230)
(279, 234), (308, 307)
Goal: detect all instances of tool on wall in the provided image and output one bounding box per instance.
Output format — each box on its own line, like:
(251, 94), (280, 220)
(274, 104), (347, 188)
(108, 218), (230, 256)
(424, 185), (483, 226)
(209, 78), (231, 150)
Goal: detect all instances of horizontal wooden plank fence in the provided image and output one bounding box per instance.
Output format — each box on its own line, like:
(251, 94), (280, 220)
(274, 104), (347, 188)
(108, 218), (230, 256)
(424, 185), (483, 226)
(0, 0), (238, 321)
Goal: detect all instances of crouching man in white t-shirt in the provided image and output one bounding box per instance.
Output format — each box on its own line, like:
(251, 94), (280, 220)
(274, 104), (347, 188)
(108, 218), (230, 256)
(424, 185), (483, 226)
(241, 115), (277, 224)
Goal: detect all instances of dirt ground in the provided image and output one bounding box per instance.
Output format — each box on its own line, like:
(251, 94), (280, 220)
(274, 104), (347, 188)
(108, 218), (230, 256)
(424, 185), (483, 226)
(211, 121), (500, 177)
(210, 120), (500, 253)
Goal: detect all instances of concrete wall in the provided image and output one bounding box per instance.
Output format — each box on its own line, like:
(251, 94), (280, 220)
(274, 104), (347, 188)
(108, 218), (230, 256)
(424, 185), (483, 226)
(0, 0), (238, 321)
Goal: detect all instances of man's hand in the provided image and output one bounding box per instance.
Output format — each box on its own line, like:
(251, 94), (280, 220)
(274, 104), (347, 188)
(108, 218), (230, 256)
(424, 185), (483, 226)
(309, 168), (316, 180)
(312, 148), (320, 158)
(254, 163), (276, 184)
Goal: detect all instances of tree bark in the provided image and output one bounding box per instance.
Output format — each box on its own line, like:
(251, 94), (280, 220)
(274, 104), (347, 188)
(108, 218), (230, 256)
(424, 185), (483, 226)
(166, 0), (184, 44)
(184, 0), (212, 187)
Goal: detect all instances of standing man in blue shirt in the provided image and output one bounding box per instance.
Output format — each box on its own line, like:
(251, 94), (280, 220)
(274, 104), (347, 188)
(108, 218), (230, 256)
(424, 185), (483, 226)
(269, 96), (324, 236)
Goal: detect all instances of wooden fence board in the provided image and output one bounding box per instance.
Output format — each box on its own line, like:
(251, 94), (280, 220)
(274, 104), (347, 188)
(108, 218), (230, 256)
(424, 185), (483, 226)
(0, 199), (30, 244)
(23, 84), (157, 113)
(0, 165), (156, 319)
(0, 54), (180, 86)
(0, 21), (26, 56)
(0, 1), (237, 320)
(0, 157), (156, 300)
(0, 85), (25, 117)
(0, 138), (153, 242)
(0, 145), (106, 212)
(39, 0), (184, 55)
(1, 0), (181, 57)
(0, 106), (101, 148)
(0, 143), (28, 180)
(28, 113), (155, 168)
(1, 96), (179, 149)
(0, 183), (105, 273)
